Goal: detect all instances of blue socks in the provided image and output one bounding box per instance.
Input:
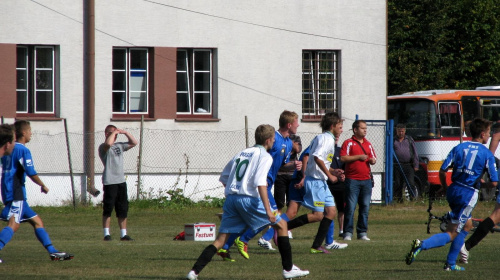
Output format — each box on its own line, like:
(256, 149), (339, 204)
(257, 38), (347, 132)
(35, 228), (58, 254)
(447, 229), (468, 265)
(326, 219), (335, 245)
(421, 232), (451, 250)
(0, 227), (14, 250)
(222, 233), (239, 250)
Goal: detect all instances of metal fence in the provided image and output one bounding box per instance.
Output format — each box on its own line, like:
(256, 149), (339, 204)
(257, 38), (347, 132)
(0, 120), (390, 207)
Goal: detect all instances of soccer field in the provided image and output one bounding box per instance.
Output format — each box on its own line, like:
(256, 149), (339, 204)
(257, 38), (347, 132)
(1, 201), (499, 279)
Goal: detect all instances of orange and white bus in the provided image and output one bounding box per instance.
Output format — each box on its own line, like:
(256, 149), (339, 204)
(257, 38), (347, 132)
(388, 90), (500, 187)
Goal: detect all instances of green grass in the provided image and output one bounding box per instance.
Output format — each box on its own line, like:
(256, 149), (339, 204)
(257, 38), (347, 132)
(1, 200), (499, 279)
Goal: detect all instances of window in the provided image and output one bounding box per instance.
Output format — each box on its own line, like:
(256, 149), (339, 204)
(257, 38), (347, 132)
(302, 50), (339, 119)
(177, 49), (213, 116)
(16, 46), (56, 115)
(438, 102), (461, 137)
(112, 48), (149, 115)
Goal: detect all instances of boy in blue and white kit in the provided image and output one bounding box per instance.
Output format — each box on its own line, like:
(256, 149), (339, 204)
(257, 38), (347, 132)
(187, 124), (309, 280)
(0, 121), (73, 263)
(286, 112), (344, 253)
(406, 118), (498, 271)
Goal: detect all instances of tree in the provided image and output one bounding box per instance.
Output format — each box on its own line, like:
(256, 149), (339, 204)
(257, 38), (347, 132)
(388, 0), (500, 95)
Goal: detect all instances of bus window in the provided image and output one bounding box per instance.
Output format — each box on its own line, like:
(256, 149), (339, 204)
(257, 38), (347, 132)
(388, 99), (438, 139)
(462, 97), (479, 123)
(438, 102), (461, 137)
(480, 98), (500, 122)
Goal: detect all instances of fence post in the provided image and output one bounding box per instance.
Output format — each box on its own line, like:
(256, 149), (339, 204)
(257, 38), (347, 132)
(63, 119), (77, 210)
(245, 115), (249, 148)
(137, 115), (144, 199)
(386, 119), (394, 205)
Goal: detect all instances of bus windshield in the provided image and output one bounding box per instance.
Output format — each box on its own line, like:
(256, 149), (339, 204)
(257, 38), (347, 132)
(388, 99), (439, 140)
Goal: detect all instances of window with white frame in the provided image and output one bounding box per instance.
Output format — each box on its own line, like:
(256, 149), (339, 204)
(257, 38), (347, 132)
(302, 50), (339, 118)
(177, 49), (213, 115)
(16, 46), (56, 114)
(112, 48), (149, 114)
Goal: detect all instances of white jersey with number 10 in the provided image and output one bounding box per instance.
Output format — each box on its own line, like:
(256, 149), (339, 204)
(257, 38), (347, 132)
(219, 146), (273, 198)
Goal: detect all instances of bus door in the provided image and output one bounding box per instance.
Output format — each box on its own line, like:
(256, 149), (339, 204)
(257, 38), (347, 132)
(437, 102), (461, 137)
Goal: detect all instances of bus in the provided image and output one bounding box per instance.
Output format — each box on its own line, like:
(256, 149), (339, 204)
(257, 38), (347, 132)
(388, 90), (500, 191)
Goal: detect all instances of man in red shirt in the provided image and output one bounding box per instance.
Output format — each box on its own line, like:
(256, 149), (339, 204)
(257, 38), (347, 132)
(340, 120), (376, 241)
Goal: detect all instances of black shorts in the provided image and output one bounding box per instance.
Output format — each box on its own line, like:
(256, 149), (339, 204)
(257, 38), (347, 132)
(328, 182), (346, 213)
(274, 174), (293, 210)
(103, 182), (129, 218)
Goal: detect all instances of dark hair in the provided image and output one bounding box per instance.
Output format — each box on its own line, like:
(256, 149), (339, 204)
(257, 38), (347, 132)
(396, 123), (406, 129)
(320, 112), (342, 132)
(352, 120), (366, 130)
(469, 118), (492, 139)
(105, 125), (117, 132)
(14, 120), (30, 140)
(0, 124), (14, 147)
(255, 124), (275, 145)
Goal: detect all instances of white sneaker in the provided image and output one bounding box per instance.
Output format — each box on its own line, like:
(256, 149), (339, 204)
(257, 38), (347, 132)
(283, 264), (310, 279)
(358, 236), (371, 241)
(258, 237), (276, 250)
(325, 241), (348, 250)
(343, 236), (352, 241)
(288, 230), (293, 239)
(459, 244), (469, 264)
(186, 270), (198, 280)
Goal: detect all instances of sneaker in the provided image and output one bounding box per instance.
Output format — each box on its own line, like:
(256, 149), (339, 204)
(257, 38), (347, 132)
(283, 264), (310, 279)
(120, 235), (134, 241)
(258, 237), (276, 250)
(217, 248), (235, 262)
(310, 246), (330, 254)
(358, 236), (371, 241)
(459, 244), (469, 264)
(103, 235), (111, 241)
(405, 239), (422, 265)
(324, 241), (348, 250)
(50, 252), (74, 261)
(0, 257), (3, 264)
(234, 237), (249, 259)
(186, 270), (198, 280)
(343, 236), (352, 241)
(288, 230), (293, 239)
(444, 263), (465, 271)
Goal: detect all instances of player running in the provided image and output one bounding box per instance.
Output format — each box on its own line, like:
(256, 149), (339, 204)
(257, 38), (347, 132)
(186, 124), (309, 280)
(405, 118), (498, 271)
(0, 121), (74, 263)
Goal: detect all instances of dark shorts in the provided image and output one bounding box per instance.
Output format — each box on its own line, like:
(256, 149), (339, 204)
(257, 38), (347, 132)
(328, 182), (346, 213)
(103, 182), (129, 218)
(274, 173), (293, 209)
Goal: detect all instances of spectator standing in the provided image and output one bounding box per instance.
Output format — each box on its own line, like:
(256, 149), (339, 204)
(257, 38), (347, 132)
(341, 120), (376, 241)
(393, 123), (419, 202)
(98, 125), (138, 241)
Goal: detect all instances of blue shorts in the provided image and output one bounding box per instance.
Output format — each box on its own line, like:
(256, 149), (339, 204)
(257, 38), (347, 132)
(0, 200), (37, 224)
(219, 194), (281, 234)
(288, 178), (306, 202)
(446, 184), (478, 232)
(302, 177), (335, 212)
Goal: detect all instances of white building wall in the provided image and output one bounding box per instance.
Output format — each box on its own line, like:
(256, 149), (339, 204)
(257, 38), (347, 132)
(0, 0), (387, 205)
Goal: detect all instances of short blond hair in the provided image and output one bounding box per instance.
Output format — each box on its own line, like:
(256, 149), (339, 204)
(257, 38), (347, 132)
(255, 124), (275, 145)
(279, 110), (298, 128)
